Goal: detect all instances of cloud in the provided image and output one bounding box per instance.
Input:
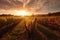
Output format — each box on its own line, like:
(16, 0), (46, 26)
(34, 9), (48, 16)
(0, 0), (23, 9)
(27, 0), (60, 12)
(0, 0), (60, 13)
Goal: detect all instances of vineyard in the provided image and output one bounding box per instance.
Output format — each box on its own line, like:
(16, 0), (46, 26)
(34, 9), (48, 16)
(0, 16), (60, 40)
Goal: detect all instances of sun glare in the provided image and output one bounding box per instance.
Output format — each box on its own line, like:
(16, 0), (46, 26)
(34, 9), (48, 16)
(15, 10), (31, 16)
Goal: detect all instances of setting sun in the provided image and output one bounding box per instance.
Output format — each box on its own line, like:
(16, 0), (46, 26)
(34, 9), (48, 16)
(15, 10), (32, 16)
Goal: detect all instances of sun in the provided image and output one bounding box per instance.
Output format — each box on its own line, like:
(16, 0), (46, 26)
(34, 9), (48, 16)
(18, 11), (28, 16)
(15, 10), (31, 16)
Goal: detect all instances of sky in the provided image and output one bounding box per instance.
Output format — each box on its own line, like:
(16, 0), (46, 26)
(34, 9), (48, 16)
(0, 0), (60, 15)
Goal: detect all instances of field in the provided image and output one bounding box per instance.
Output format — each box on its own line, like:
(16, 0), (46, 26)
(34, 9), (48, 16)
(0, 16), (60, 40)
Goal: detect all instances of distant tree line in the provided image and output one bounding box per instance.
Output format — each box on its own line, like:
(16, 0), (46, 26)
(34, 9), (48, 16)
(0, 14), (13, 16)
(31, 12), (60, 17)
(48, 12), (60, 16)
